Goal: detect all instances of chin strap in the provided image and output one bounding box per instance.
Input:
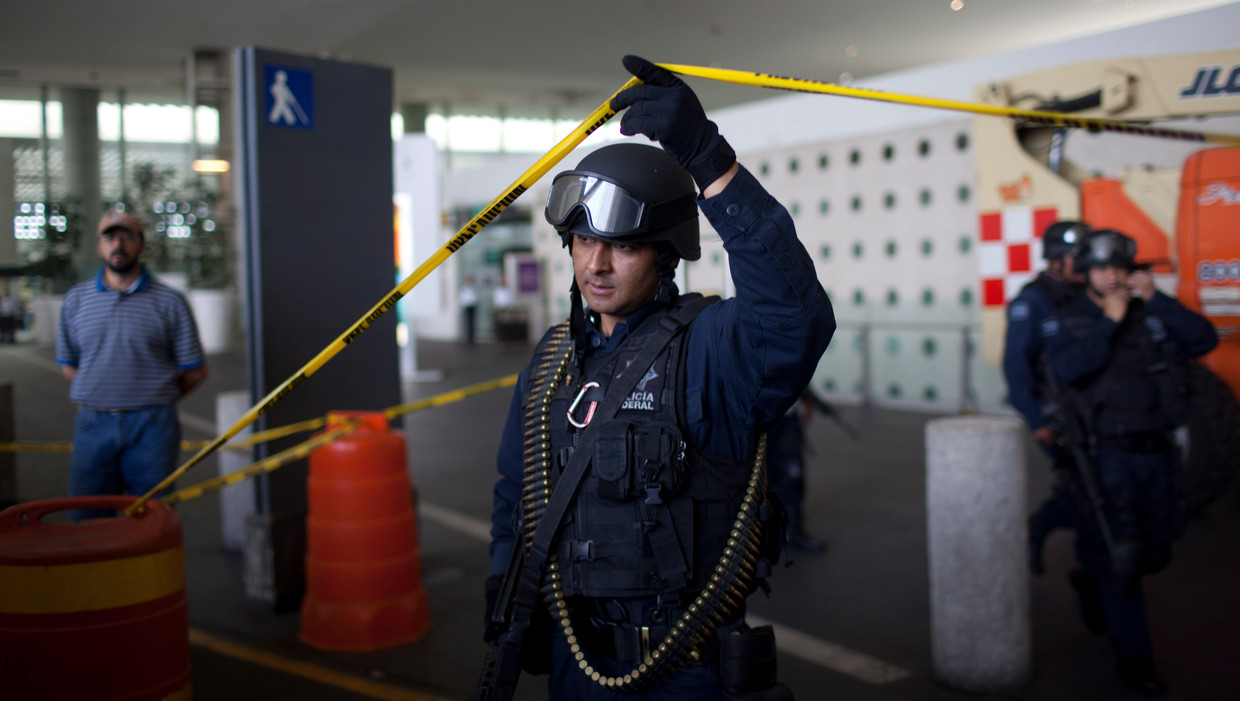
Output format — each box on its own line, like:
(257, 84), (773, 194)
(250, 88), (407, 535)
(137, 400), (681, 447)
(654, 245), (680, 304)
(568, 279), (588, 377)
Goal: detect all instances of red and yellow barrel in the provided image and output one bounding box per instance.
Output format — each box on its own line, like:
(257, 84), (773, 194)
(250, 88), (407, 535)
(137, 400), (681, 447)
(0, 496), (191, 700)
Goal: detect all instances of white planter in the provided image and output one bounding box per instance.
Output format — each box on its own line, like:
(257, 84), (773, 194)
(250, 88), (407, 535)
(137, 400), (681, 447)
(187, 289), (237, 354)
(30, 295), (63, 347)
(157, 272), (190, 294)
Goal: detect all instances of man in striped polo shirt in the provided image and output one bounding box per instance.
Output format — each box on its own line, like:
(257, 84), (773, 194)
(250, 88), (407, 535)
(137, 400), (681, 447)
(56, 210), (208, 519)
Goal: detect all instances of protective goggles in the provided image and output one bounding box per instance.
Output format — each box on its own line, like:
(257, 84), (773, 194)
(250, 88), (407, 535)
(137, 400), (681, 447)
(545, 172), (695, 236)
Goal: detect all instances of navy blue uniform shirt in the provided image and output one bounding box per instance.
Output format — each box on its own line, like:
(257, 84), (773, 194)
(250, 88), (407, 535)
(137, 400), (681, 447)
(1002, 274), (1064, 432)
(1043, 290), (1217, 385)
(488, 164), (835, 575)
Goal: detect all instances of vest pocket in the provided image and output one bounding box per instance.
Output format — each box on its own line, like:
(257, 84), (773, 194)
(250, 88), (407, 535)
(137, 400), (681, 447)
(594, 420), (687, 503)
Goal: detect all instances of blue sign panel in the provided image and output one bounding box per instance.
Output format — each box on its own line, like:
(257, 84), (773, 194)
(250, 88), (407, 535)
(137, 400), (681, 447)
(264, 65), (314, 129)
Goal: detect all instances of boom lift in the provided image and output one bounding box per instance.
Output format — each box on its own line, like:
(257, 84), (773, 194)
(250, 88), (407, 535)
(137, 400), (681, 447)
(974, 49), (1240, 510)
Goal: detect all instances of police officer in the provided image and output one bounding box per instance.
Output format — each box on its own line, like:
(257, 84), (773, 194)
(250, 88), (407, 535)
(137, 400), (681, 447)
(1043, 229), (1217, 696)
(766, 388), (841, 554)
(1002, 221), (1088, 574)
(486, 56), (834, 699)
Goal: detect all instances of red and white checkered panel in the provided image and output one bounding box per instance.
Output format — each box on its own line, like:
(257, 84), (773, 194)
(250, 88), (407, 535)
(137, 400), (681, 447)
(978, 205), (1058, 307)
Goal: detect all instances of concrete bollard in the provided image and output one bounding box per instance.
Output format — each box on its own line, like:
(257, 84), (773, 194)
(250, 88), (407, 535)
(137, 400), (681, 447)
(926, 415), (1030, 693)
(217, 391), (255, 552)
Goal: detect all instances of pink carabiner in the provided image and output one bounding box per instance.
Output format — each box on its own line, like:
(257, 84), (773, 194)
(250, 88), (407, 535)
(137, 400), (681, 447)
(567, 381), (601, 428)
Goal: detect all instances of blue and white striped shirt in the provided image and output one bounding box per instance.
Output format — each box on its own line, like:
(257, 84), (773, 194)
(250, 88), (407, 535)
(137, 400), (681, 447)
(56, 266), (205, 409)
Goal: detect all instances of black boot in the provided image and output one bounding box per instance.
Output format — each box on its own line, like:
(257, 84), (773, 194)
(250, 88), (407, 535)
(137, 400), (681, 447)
(1069, 568), (1107, 635)
(1117, 657), (1166, 697)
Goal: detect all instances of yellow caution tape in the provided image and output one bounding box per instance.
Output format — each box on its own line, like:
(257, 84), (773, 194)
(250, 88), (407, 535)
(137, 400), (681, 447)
(184, 417), (329, 453)
(383, 373), (518, 421)
(6, 377), (513, 457)
(1, 440), (236, 453)
(0, 441), (230, 453)
(159, 422), (361, 507)
(0, 442), (73, 453)
(3, 422), (326, 454)
(1, 437), (313, 454)
(660, 63), (1240, 147)
(159, 373), (519, 506)
(239, 417), (328, 446)
(124, 76), (641, 517)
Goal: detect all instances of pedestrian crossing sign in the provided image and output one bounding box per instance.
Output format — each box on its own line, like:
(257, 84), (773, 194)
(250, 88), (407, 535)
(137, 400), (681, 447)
(264, 65), (314, 130)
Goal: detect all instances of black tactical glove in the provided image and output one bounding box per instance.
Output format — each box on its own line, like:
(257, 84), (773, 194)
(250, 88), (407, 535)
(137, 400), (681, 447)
(483, 573), (506, 644)
(611, 55), (737, 192)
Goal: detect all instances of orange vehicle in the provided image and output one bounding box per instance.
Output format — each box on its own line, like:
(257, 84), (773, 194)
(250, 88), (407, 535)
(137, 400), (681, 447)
(1079, 146), (1240, 397)
(1174, 147), (1240, 397)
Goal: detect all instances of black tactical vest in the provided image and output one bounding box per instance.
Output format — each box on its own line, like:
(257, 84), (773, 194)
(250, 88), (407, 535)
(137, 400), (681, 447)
(531, 294), (753, 599)
(1058, 295), (1191, 435)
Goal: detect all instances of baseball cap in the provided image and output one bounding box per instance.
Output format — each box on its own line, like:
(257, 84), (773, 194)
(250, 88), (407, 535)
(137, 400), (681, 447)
(96, 210), (145, 238)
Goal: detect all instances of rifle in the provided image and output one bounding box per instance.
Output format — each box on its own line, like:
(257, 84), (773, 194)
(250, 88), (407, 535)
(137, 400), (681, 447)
(473, 626), (525, 701)
(472, 536), (529, 701)
(802, 389), (860, 441)
(1039, 361), (1119, 564)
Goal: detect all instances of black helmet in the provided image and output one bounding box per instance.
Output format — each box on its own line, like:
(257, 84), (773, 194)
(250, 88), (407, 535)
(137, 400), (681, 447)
(1074, 229), (1137, 272)
(545, 143), (701, 260)
(1042, 221), (1089, 260)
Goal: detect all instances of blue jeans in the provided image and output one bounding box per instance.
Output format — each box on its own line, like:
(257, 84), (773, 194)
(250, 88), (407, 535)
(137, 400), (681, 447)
(69, 405), (181, 520)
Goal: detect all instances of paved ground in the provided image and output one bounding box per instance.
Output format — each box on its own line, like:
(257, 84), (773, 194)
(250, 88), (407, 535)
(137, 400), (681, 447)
(2, 337), (1238, 700)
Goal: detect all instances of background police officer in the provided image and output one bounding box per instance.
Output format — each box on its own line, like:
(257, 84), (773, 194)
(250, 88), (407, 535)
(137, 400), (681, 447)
(486, 56), (833, 700)
(766, 387), (845, 554)
(1043, 229), (1217, 696)
(1003, 221), (1089, 574)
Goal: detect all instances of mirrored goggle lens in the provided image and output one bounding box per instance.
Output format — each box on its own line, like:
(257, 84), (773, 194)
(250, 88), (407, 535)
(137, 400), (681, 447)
(1087, 234), (1135, 261)
(546, 174), (646, 234)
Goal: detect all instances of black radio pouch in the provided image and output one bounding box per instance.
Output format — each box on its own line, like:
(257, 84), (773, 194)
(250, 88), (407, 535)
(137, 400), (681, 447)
(757, 492), (787, 578)
(595, 420), (685, 503)
(719, 623), (793, 700)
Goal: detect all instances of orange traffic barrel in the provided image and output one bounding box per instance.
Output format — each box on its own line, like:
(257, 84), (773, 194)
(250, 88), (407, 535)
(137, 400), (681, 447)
(300, 411), (432, 650)
(0, 495), (191, 701)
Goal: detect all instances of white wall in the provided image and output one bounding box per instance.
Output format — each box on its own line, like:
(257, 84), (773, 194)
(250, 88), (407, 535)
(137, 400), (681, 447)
(437, 3), (1240, 412)
(395, 135), (450, 345)
(713, 3), (1240, 155)
(711, 2), (1240, 412)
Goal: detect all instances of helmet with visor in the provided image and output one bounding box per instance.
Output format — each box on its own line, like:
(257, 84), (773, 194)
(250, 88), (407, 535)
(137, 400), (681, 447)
(1042, 220), (1089, 260)
(1074, 229), (1137, 272)
(545, 143), (701, 261)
